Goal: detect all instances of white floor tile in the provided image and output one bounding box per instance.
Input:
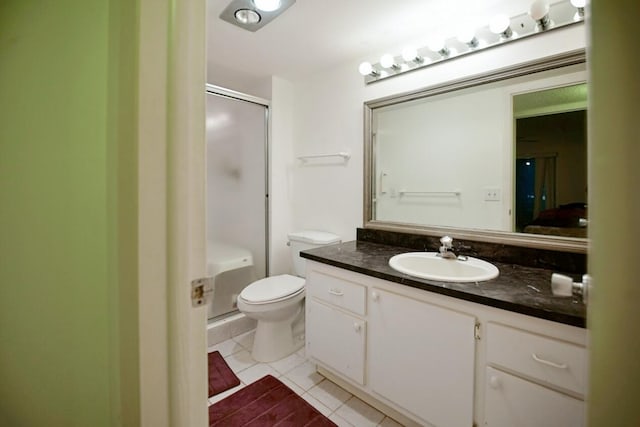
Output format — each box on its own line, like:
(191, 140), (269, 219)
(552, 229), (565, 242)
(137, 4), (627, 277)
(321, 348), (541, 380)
(335, 396), (385, 427)
(301, 393), (333, 417)
(223, 349), (256, 373)
(236, 362), (280, 385)
(269, 351), (307, 375)
(208, 382), (245, 405)
(278, 375), (305, 395)
(207, 338), (243, 357)
(307, 379), (352, 412)
(378, 416), (405, 427)
(329, 413), (355, 427)
(283, 361), (324, 391)
(232, 329), (255, 351)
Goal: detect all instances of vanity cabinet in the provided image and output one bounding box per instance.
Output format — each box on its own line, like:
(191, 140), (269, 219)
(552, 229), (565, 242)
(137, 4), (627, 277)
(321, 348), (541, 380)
(369, 288), (476, 427)
(305, 270), (367, 385)
(304, 261), (587, 427)
(483, 323), (586, 427)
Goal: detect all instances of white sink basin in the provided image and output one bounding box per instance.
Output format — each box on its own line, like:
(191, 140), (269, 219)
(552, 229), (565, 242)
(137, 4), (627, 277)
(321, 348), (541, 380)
(388, 252), (499, 283)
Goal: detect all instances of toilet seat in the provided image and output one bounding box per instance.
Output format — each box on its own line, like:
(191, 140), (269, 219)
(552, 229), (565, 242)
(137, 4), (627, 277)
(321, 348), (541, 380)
(239, 274), (305, 305)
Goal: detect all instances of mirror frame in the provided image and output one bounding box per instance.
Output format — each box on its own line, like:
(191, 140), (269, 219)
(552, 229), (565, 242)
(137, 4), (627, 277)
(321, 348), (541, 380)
(363, 49), (587, 254)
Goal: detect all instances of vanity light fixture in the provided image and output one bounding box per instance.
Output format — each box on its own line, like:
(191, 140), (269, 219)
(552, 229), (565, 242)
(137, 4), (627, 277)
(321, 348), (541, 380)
(359, 61), (380, 77)
(401, 46), (424, 64)
(358, 0), (585, 85)
(529, 0), (553, 31)
(570, 0), (586, 21)
(427, 37), (452, 58)
(219, 0), (295, 32)
(380, 54), (401, 70)
(457, 28), (481, 49)
(489, 14), (516, 40)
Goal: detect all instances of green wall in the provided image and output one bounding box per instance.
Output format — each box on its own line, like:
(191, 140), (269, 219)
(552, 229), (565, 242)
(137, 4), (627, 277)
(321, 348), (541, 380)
(0, 1), (139, 425)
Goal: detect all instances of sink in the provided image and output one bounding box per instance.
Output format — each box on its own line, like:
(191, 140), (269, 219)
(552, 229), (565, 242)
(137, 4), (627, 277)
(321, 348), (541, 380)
(388, 252), (499, 282)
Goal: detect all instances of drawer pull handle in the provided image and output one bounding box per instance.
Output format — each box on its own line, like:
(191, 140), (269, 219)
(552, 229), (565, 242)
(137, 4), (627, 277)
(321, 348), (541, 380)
(353, 323), (362, 332)
(372, 291), (379, 301)
(531, 353), (568, 369)
(328, 289), (344, 296)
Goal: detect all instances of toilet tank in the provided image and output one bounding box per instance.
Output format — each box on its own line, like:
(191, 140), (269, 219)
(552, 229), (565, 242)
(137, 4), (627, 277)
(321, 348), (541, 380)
(288, 230), (341, 277)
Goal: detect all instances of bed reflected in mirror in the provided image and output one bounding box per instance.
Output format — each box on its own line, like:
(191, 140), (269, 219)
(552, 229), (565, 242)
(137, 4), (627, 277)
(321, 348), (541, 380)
(514, 83), (587, 238)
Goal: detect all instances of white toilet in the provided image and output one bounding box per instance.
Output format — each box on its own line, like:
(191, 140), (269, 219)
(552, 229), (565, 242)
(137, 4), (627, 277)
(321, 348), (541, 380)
(237, 230), (341, 362)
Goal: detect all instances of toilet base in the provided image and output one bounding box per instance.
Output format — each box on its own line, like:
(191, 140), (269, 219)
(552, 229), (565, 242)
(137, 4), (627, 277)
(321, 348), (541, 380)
(251, 318), (304, 362)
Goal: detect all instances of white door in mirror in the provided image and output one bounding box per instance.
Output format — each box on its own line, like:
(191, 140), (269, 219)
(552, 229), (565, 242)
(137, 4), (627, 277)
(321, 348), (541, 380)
(388, 252), (499, 282)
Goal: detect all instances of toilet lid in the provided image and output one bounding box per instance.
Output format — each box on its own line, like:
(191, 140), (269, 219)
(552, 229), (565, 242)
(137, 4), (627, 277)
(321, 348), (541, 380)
(240, 274), (305, 304)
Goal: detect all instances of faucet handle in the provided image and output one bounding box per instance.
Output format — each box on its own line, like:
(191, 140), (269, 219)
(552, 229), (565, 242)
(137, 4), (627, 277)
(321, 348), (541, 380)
(440, 235), (453, 248)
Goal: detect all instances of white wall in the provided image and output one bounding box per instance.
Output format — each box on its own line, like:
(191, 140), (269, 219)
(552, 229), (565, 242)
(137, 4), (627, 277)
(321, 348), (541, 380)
(269, 76), (296, 274)
(207, 62), (272, 100)
(289, 24), (587, 243)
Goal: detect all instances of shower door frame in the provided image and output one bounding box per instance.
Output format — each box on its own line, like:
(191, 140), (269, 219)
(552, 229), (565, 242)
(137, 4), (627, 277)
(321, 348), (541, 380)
(205, 84), (271, 284)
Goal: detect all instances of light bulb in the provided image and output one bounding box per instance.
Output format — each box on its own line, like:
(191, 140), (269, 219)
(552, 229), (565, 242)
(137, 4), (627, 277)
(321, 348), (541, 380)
(358, 62), (373, 76)
(457, 28), (479, 48)
(427, 37), (445, 53)
(570, 0), (586, 6)
(253, 0), (281, 12)
(380, 54), (396, 69)
(489, 14), (510, 34)
(402, 46), (418, 62)
(529, 0), (549, 21)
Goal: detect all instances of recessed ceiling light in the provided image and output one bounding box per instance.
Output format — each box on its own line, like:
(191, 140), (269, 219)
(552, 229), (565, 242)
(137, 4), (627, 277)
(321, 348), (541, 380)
(253, 0), (281, 12)
(234, 8), (261, 25)
(220, 0), (295, 32)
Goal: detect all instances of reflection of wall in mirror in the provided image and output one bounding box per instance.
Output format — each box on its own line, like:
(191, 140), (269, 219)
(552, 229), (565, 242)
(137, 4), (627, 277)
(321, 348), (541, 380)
(374, 85), (508, 231)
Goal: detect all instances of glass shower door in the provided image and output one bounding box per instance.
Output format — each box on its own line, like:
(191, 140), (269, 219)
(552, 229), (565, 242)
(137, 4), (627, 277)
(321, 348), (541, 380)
(205, 88), (268, 320)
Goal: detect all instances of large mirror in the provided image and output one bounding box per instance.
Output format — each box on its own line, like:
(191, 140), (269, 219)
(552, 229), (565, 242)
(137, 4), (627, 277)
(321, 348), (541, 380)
(364, 50), (587, 252)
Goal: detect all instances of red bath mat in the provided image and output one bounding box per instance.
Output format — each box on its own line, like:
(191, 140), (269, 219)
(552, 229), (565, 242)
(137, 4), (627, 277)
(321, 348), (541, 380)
(209, 374), (337, 426)
(208, 351), (241, 398)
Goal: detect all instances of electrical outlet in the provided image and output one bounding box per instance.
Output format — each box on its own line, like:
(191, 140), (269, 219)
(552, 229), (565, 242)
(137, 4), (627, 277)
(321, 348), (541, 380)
(484, 187), (501, 201)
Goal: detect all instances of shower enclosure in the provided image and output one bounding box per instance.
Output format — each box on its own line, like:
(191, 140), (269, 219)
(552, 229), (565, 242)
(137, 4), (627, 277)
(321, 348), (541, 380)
(205, 85), (269, 321)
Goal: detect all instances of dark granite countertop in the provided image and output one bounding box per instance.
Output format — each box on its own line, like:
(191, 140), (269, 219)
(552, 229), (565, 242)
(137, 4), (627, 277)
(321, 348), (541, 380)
(301, 240), (586, 328)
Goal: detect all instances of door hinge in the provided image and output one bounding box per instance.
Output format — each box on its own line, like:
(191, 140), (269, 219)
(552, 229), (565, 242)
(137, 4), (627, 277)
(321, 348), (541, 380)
(474, 322), (481, 340)
(191, 277), (214, 307)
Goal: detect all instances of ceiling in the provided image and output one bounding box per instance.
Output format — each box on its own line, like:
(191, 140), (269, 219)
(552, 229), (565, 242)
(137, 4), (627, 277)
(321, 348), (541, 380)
(207, 0), (536, 81)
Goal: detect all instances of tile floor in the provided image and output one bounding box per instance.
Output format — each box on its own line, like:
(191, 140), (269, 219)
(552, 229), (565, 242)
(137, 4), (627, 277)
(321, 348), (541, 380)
(207, 329), (404, 427)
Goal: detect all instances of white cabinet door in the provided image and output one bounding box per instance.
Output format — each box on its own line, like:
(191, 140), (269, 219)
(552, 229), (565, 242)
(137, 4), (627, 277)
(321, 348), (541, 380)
(484, 367), (585, 427)
(306, 299), (366, 385)
(369, 288), (476, 427)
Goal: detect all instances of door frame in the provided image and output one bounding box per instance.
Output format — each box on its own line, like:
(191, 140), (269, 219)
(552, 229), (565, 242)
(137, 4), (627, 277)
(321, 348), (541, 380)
(138, 0), (208, 425)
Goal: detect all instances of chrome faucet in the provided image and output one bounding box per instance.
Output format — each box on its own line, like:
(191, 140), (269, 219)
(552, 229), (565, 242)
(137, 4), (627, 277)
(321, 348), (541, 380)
(437, 235), (457, 259)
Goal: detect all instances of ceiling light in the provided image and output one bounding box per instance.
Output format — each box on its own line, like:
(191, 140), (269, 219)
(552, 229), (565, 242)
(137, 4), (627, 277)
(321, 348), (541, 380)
(234, 9), (260, 25)
(253, 0), (281, 12)
(529, 0), (553, 31)
(219, 0), (295, 32)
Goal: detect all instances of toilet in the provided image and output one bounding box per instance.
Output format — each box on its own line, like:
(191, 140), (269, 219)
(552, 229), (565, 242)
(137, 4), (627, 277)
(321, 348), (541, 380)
(237, 230), (341, 362)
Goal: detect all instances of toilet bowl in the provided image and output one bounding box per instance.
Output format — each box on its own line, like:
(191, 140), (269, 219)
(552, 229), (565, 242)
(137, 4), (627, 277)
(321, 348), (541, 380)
(237, 275), (305, 362)
(237, 230), (341, 363)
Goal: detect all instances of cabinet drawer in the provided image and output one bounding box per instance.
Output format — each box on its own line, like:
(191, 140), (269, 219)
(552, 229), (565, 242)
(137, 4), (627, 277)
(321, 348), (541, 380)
(486, 323), (587, 396)
(306, 271), (366, 316)
(484, 367), (585, 427)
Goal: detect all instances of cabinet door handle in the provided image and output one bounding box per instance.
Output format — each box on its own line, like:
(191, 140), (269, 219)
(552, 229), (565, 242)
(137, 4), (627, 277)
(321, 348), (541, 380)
(371, 291), (379, 301)
(328, 289), (344, 296)
(531, 353), (568, 369)
(353, 322), (361, 332)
